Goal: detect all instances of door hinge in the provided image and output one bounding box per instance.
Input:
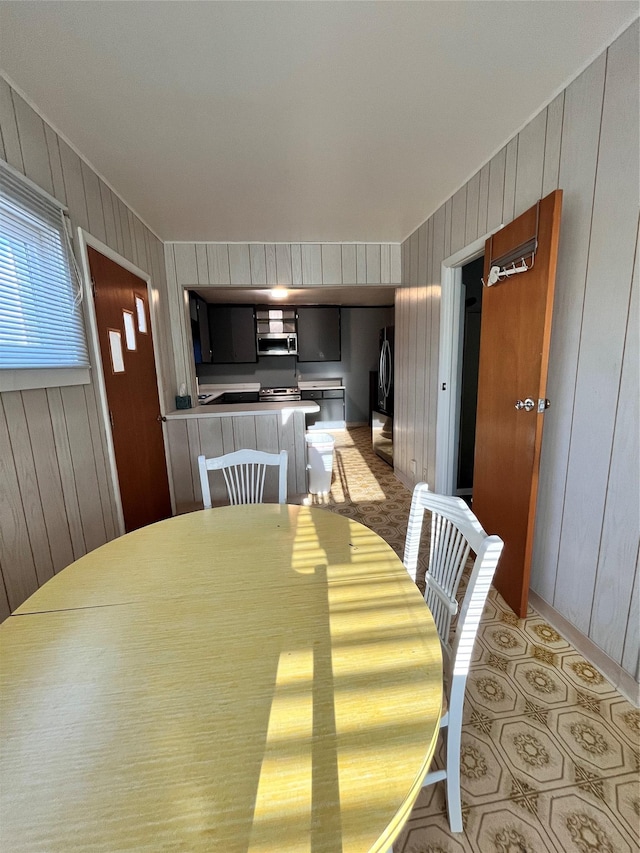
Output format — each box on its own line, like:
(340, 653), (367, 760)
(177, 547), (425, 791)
(109, 409), (114, 429)
(91, 276), (96, 298)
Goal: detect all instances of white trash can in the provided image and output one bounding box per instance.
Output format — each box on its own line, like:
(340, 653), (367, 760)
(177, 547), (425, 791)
(305, 432), (335, 494)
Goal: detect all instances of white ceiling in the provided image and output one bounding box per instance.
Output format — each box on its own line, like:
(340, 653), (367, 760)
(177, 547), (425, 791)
(0, 2), (636, 243)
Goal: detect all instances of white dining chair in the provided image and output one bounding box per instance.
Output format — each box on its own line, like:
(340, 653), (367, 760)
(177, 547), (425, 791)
(403, 483), (504, 833)
(198, 449), (288, 507)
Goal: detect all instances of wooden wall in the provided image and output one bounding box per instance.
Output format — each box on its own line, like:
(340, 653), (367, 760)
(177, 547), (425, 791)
(0, 77), (176, 618)
(167, 411), (308, 513)
(396, 22), (639, 687)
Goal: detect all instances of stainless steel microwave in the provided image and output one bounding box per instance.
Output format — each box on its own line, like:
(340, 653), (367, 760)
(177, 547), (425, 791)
(256, 332), (298, 356)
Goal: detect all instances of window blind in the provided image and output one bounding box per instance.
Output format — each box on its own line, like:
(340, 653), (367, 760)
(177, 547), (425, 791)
(0, 161), (90, 370)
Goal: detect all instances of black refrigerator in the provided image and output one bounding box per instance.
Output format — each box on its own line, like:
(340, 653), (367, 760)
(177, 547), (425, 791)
(372, 326), (394, 466)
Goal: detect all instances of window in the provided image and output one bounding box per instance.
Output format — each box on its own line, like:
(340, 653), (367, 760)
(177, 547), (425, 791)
(0, 161), (90, 390)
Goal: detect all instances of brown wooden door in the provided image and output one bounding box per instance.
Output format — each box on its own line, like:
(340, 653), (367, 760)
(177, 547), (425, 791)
(88, 247), (172, 532)
(472, 190), (563, 617)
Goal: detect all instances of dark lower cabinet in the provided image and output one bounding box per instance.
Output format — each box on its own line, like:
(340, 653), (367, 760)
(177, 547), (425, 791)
(302, 388), (345, 427)
(209, 305), (257, 363)
(297, 306), (341, 362)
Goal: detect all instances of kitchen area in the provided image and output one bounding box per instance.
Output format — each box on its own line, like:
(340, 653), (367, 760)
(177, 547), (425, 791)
(165, 287), (394, 510)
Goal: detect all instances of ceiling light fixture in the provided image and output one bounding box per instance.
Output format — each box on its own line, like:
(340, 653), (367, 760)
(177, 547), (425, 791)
(270, 287), (288, 299)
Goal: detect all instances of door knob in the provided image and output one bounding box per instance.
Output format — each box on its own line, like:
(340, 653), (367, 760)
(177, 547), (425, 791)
(515, 398), (535, 412)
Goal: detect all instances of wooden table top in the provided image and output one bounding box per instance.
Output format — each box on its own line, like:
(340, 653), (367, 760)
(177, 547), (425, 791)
(1, 504), (442, 853)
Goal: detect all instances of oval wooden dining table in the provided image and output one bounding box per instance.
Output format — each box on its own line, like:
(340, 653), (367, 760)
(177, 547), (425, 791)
(0, 504), (442, 853)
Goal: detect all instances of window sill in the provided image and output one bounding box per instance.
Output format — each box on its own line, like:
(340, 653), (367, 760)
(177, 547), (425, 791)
(0, 367), (91, 393)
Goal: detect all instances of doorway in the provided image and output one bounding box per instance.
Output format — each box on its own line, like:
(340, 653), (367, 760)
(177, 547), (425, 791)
(78, 232), (173, 533)
(455, 256), (483, 504)
(438, 191), (563, 616)
(435, 234), (487, 496)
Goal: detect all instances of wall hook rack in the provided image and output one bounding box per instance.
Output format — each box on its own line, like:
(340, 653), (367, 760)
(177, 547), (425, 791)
(481, 200), (540, 287)
(482, 255), (535, 287)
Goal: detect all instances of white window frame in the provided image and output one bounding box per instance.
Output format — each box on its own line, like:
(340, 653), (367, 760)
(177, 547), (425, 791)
(0, 159), (90, 392)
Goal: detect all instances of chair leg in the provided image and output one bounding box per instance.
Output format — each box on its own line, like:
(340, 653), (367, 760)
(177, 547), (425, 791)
(445, 720), (464, 832)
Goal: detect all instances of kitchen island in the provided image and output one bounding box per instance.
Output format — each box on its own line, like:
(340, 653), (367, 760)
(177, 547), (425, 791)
(165, 388), (319, 512)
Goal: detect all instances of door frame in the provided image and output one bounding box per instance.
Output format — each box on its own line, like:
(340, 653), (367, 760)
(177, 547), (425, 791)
(76, 229), (176, 533)
(435, 229), (501, 494)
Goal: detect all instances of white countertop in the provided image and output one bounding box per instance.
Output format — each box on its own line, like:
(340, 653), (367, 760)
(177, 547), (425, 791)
(166, 399), (320, 419)
(176, 379), (344, 417)
(196, 383), (260, 405)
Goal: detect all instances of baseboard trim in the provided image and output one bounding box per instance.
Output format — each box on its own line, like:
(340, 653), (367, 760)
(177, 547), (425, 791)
(394, 469), (415, 492)
(529, 591), (639, 707)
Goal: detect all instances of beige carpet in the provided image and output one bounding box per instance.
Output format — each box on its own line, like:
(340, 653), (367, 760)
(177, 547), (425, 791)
(307, 427), (639, 853)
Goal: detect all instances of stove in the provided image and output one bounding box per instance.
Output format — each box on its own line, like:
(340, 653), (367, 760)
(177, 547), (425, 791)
(259, 386), (301, 402)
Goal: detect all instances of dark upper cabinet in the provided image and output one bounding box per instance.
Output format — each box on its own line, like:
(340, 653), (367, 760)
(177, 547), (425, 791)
(189, 291), (212, 364)
(297, 306), (341, 362)
(209, 304), (257, 363)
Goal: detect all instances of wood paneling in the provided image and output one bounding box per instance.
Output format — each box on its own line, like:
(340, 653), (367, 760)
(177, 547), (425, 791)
(2, 391), (55, 587)
(342, 244), (356, 283)
(228, 244), (251, 284)
(390, 244), (401, 285)
(477, 164), (490, 238)
(207, 244), (231, 285)
(514, 108), (546, 217)
(503, 136), (518, 223)
(622, 555), (639, 679)
(553, 23), (639, 634)
(465, 172), (480, 246)
(168, 240), (401, 287)
(0, 399), (39, 608)
(44, 125), (66, 203)
(302, 243), (322, 285)
(20, 389), (75, 574)
(366, 244), (381, 284)
(291, 244), (302, 285)
(531, 53), (607, 605)
(275, 244), (292, 286)
(542, 93), (564, 196)
(590, 243), (638, 660)
(265, 244), (277, 285)
(0, 76), (173, 618)
(487, 147), (506, 232)
(174, 244), (198, 285)
(81, 161), (107, 243)
(396, 22), (639, 682)
(166, 413), (309, 511)
(12, 92), (53, 196)
(100, 183), (118, 250)
(450, 185), (467, 254)
(356, 244), (366, 284)
(195, 244), (209, 285)
(58, 139), (89, 231)
(321, 244), (342, 285)
(0, 78), (23, 172)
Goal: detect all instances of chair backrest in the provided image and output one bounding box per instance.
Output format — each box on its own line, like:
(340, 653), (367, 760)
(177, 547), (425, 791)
(403, 484), (503, 692)
(198, 449), (288, 507)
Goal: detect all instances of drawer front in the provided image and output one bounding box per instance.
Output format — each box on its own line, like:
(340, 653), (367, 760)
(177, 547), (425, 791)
(323, 389), (344, 399)
(301, 389), (322, 400)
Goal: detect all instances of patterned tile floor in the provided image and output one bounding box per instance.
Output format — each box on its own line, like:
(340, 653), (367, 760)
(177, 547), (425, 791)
(306, 427), (640, 853)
